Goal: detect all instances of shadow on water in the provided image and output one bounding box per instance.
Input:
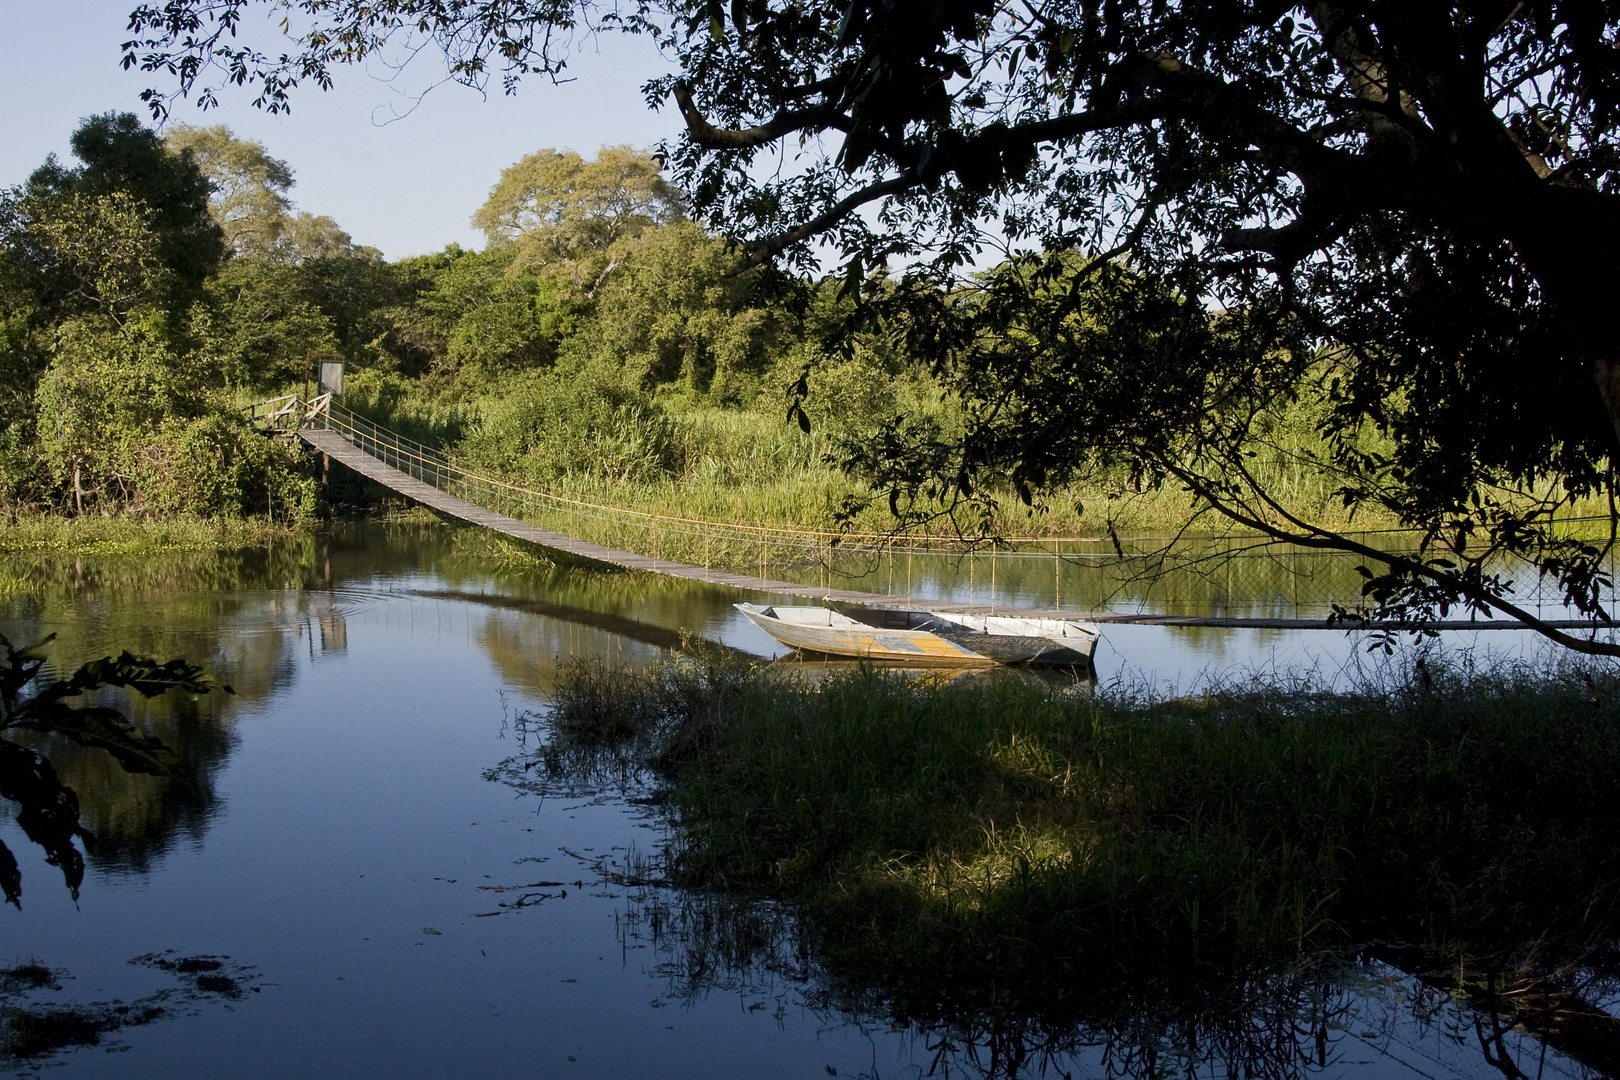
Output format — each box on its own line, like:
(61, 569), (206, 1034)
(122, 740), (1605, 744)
(410, 588), (756, 661)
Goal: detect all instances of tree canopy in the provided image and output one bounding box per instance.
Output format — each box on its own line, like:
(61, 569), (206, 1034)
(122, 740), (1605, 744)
(164, 122), (293, 258)
(10, 111), (223, 315)
(0, 113), (318, 517)
(123, 1), (1620, 649)
(165, 124), (380, 264)
(473, 145), (682, 290)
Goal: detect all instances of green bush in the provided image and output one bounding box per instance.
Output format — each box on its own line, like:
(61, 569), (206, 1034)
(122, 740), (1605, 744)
(28, 312), (314, 518)
(457, 360), (679, 484)
(132, 412), (317, 519)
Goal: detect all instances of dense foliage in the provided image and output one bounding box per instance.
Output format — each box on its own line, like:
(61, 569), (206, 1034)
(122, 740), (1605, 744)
(0, 122), (941, 524)
(0, 114), (315, 518)
(121, 1), (1620, 649)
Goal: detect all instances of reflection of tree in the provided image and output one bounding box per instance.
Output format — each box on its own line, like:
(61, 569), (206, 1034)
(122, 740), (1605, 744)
(826, 534), (1440, 621)
(0, 537), (317, 874)
(1, 518), (750, 875)
(34, 692), (235, 873)
(0, 636), (227, 904)
(612, 877), (1611, 1080)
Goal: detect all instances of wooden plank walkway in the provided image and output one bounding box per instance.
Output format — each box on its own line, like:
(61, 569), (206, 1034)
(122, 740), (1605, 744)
(302, 428), (1583, 631)
(302, 429), (897, 602)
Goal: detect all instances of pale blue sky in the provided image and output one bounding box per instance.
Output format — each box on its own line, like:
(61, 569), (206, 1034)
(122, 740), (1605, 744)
(1, 0), (679, 259)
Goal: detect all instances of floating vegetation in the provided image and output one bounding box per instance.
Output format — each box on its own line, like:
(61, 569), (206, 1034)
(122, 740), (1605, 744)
(0, 514), (301, 556)
(0, 955), (258, 1070)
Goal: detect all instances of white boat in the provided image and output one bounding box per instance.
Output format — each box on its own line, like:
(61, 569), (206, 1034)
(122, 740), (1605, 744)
(736, 603), (1100, 666)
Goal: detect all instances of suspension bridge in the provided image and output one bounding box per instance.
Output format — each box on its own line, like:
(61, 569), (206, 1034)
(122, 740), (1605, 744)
(253, 394), (1580, 630)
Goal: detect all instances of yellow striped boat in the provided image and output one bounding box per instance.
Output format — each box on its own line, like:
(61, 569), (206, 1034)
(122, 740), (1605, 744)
(736, 603), (1100, 667)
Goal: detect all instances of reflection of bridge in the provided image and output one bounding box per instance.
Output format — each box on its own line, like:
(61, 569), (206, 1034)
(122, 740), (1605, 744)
(255, 395), (1562, 630)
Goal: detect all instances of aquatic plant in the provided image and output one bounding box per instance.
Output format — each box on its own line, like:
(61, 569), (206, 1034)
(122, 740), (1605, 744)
(0, 954), (256, 1068)
(541, 654), (1620, 1067)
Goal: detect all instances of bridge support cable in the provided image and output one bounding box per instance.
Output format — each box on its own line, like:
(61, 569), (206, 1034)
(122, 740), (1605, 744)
(270, 397), (1604, 630)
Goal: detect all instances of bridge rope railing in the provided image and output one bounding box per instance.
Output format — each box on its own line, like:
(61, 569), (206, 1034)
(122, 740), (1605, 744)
(291, 396), (1618, 618)
(313, 398), (945, 584)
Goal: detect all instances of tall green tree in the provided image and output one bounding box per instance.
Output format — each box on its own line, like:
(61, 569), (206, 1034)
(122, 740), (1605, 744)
(165, 124), (380, 264)
(473, 145), (682, 291)
(23, 112), (222, 313)
(583, 220), (779, 402)
(164, 123), (294, 258)
(412, 246), (577, 379)
(198, 258), (340, 388)
(0, 114), (318, 516)
(123, 0), (1620, 649)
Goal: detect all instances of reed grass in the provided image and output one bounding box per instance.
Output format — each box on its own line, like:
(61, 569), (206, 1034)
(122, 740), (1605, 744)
(0, 513), (301, 555)
(540, 402), (1402, 540)
(543, 655), (1620, 1019)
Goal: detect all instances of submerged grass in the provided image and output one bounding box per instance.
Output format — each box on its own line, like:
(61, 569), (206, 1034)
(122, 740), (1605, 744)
(544, 656), (1620, 1026)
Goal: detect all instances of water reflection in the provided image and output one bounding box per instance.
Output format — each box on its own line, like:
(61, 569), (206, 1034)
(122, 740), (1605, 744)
(820, 533), (1607, 622)
(0, 518), (1604, 1079)
(0, 520), (751, 868)
(605, 874), (1613, 1080)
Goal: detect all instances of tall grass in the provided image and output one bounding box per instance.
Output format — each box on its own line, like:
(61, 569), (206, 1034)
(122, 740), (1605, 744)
(542, 656), (1620, 1023)
(532, 401), (1402, 541)
(337, 363), (1410, 552)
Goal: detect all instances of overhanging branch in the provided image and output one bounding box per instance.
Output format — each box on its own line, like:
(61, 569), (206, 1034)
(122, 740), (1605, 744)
(740, 174), (914, 266)
(673, 80), (851, 150)
(1162, 453), (1620, 656)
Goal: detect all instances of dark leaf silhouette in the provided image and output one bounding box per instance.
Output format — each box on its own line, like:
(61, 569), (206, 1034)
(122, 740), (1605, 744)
(0, 634), (228, 906)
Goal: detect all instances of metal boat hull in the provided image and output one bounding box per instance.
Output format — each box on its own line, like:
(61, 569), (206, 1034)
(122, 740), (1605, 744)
(736, 604), (1099, 666)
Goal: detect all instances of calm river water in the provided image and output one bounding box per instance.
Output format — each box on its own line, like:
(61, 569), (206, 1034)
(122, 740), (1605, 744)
(0, 519), (1595, 1078)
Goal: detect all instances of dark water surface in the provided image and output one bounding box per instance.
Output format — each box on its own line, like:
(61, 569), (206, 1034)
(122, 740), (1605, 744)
(0, 521), (1594, 1078)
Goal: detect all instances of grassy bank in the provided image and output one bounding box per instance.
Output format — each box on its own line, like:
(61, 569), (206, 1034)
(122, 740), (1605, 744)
(347, 369), (1413, 549)
(542, 657), (1620, 1025)
(0, 513), (306, 555)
